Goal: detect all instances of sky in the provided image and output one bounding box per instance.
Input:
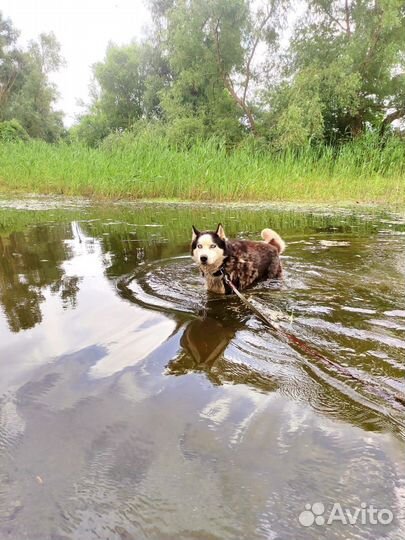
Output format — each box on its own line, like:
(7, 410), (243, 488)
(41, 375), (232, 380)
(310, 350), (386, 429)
(1, 0), (151, 126)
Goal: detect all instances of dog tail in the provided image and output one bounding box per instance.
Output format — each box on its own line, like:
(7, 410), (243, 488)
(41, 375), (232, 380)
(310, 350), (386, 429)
(261, 228), (286, 254)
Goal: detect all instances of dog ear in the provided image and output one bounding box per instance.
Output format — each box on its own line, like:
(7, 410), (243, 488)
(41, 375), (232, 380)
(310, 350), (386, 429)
(216, 223), (226, 240)
(192, 225), (200, 241)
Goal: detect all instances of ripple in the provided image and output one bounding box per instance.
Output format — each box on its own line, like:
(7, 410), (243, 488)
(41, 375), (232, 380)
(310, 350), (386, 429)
(299, 317), (405, 351)
(385, 310), (405, 318)
(117, 256), (206, 315)
(0, 398), (25, 453)
(115, 251), (405, 432)
(342, 306), (376, 315)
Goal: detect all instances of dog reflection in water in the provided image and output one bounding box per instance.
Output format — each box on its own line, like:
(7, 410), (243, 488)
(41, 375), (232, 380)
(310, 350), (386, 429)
(168, 316), (241, 381)
(167, 315), (278, 392)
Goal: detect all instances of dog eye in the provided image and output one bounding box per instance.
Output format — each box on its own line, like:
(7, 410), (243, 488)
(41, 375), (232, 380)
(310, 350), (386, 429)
(197, 244), (203, 249)
(210, 244), (216, 249)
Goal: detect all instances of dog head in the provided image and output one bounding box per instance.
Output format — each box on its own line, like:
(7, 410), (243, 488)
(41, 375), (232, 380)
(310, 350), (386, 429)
(191, 224), (227, 270)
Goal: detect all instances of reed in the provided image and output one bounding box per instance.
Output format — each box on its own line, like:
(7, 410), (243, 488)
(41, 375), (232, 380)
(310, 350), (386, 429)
(0, 132), (404, 205)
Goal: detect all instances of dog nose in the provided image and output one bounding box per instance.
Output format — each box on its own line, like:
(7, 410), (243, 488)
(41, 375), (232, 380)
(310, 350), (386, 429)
(200, 255), (208, 264)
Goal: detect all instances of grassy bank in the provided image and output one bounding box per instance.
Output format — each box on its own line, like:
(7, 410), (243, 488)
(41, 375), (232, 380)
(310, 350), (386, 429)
(1, 133), (404, 205)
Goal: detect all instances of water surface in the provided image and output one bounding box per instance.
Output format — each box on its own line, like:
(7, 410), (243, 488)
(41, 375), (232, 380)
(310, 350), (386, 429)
(0, 199), (404, 540)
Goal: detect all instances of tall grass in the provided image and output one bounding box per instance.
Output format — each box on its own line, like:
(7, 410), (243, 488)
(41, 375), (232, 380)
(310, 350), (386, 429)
(0, 131), (404, 204)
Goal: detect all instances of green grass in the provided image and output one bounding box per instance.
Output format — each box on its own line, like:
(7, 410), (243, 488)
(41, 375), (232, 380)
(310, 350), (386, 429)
(1, 132), (404, 205)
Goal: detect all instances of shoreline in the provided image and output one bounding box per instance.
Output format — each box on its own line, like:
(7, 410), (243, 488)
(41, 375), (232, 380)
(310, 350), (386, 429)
(0, 192), (404, 214)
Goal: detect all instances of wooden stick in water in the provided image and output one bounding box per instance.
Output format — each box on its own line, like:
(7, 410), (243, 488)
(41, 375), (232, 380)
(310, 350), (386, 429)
(223, 274), (405, 412)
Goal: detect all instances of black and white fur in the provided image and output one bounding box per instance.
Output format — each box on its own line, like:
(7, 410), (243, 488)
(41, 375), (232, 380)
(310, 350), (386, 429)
(191, 224), (285, 294)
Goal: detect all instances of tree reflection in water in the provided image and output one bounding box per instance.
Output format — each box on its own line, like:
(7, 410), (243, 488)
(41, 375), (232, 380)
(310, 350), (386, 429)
(0, 224), (79, 333)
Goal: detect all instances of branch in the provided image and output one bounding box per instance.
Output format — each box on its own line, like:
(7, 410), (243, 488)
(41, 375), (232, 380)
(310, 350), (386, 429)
(0, 69), (18, 106)
(361, 6), (383, 75)
(344, 0), (351, 37)
(213, 18), (257, 134)
(380, 108), (405, 133)
(243, 7), (273, 104)
(322, 7), (347, 34)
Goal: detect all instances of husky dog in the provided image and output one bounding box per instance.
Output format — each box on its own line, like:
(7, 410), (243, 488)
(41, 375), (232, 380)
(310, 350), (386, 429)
(191, 224), (285, 294)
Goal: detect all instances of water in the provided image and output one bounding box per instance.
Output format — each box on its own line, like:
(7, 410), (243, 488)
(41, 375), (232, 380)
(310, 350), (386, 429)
(0, 198), (404, 540)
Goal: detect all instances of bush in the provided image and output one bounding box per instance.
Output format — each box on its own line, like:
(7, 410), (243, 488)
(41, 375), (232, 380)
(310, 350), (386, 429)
(71, 113), (111, 147)
(0, 120), (30, 142)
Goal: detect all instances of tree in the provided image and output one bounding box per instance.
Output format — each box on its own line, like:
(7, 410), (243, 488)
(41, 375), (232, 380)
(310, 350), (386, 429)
(210, 0), (282, 135)
(72, 0), (405, 149)
(0, 12), (64, 141)
(5, 33), (65, 141)
(75, 40), (169, 144)
(92, 42), (149, 130)
(74, 0), (292, 146)
(0, 13), (23, 117)
(273, 0), (405, 144)
(157, 0), (285, 140)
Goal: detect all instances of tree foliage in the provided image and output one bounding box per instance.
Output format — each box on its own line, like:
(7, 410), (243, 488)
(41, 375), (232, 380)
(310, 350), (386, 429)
(270, 0), (405, 145)
(65, 0), (405, 148)
(0, 12), (64, 142)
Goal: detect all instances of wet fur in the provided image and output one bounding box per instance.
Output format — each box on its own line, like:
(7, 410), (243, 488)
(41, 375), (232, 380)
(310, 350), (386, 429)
(191, 224), (284, 294)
